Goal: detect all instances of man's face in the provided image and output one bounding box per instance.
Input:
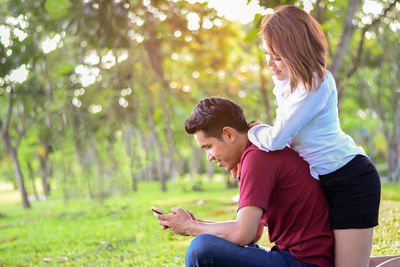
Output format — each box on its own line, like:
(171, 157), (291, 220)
(194, 130), (241, 171)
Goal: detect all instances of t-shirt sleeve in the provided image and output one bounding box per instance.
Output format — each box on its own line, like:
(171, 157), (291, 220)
(248, 83), (331, 152)
(238, 149), (279, 212)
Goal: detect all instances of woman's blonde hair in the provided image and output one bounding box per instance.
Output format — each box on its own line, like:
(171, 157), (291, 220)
(259, 5), (328, 92)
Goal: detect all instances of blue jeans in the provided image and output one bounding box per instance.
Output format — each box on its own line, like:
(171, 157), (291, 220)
(185, 234), (317, 267)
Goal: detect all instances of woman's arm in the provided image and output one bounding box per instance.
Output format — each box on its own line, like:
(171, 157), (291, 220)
(249, 84), (332, 151)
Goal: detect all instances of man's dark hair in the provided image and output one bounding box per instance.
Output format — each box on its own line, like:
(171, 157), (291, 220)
(184, 97), (249, 138)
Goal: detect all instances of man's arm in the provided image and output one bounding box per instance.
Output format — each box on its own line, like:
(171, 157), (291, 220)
(155, 206), (263, 246)
(252, 222), (264, 244)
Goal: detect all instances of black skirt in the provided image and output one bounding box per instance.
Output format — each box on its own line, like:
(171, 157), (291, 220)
(319, 155), (381, 229)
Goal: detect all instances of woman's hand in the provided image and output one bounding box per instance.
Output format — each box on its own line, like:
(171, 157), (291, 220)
(248, 120), (262, 128)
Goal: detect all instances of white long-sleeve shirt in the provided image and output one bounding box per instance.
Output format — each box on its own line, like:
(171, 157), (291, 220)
(248, 70), (366, 179)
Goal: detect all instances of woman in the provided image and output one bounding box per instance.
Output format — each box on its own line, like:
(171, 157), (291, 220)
(248, 5), (381, 267)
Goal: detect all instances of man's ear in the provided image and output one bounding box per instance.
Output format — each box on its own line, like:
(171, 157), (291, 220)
(222, 127), (237, 143)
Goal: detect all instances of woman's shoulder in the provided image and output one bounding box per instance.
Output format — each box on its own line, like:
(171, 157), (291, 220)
(315, 69), (336, 94)
(322, 70), (336, 88)
(291, 71), (335, 101)
(290, 70), (335, 98)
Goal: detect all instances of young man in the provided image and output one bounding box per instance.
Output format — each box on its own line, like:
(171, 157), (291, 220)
(154, 97), (333, 267)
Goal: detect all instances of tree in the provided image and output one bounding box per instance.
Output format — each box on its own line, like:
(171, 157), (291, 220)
(0, 92), (30, 208)
(355, 17), (400, 182)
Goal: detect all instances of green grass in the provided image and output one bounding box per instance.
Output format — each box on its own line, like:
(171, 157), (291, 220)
(0, 180), (399, 266)
(381, 182), (400, 201)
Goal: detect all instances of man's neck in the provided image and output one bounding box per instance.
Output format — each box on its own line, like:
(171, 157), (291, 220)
(236, 133), (250, 158)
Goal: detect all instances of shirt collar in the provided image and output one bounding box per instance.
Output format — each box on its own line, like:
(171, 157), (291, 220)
(237, 140), (253, 181)
(272, 76), (291, 99)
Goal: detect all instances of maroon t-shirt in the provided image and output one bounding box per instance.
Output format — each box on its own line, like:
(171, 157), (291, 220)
(238, 142), (333, 267)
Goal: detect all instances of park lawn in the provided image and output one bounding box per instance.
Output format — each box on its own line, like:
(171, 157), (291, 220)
(0, 180), (399, 266)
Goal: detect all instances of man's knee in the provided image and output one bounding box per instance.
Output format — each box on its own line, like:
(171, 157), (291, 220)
(185, 234), (218, 266)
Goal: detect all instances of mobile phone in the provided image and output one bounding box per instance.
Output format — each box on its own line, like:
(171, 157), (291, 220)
(151, 207), (167, 215)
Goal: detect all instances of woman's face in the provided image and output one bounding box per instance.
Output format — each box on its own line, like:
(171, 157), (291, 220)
(262, 39), (289, 81)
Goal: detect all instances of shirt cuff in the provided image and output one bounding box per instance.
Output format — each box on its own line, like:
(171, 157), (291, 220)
(248, 124), (272, 152)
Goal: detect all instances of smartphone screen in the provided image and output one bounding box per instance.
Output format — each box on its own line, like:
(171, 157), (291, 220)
(151, 207), (167, 215)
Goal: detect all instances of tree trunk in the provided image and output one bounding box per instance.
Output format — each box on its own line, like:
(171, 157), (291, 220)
(62, 159), (70, 203)
(38, 143), (50, 196)
(389, 45), (400, 183)
(311, 0), (326, 24)
(357, 49), (400, 183)
(71, 106), (94, 199)
(207, 162), (214, 180)
(329, 0), (362, 98)
(135, 123), (153, 181)
(158, 89), (178, 177)
(106, 135), (118, 178)
(258, 54), (272, 124)
(130, 156), (138, 191)
(145, 88), (167, 191)
(143, 8), (181, 179)
(0, 92), (30, 208)
(88, 131), (106, 199)
(187, 135), (200, 180)
(131, 92), (153, 181)
(387, 144), (399, 183)
(5, 134), (30, 208)
(129, 82), (154, 183)
(345, 1), (399, 80)
(124, 124), (137, 191)
(41, 61), (54, 197)
(27, 162), (39, 199)
(226, 174), (238, 188)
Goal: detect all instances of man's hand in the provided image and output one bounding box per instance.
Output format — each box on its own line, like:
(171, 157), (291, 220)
(186, 210), (198, 221)
(154, 207), (194, 236)
(154, 206), (263, 246)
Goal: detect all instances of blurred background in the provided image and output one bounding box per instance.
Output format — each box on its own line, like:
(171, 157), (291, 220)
(0, 0), (399, 209)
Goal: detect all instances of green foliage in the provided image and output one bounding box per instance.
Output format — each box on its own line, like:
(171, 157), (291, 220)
(259, 0), (296, 9)
(45, 0), (71, 20)
(0, 0), (399, 209)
